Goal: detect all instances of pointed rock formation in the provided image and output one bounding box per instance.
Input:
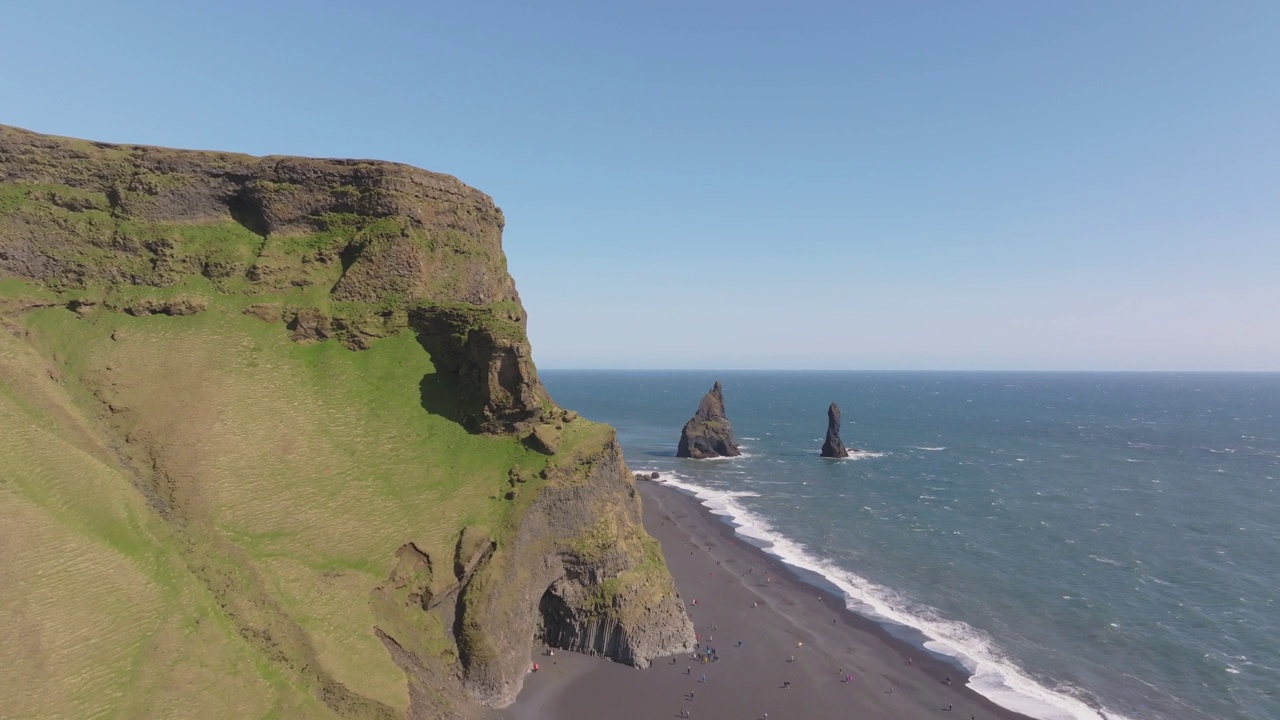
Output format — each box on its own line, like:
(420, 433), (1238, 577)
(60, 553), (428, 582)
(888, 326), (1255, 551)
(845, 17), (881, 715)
(676, 381), (742, 459)
(820, 402), (852, 458)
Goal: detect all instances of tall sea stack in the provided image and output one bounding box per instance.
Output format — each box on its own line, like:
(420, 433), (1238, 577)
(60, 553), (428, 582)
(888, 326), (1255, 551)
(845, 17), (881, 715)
(820, 402), (851, 458)
(676, 381), (742, 459)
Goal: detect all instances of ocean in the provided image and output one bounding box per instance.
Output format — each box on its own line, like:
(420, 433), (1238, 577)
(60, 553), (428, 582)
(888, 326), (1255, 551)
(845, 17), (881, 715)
(540, 371), (1280, 720)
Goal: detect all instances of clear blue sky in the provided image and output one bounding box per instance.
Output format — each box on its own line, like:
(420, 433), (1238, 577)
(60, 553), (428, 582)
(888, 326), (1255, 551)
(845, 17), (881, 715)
(4, 1), (1277, 370)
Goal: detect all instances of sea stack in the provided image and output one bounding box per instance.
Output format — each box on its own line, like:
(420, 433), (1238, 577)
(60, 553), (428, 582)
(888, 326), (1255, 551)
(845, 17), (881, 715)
(676, 381), (742, 459)
(820, 402), (851, 458)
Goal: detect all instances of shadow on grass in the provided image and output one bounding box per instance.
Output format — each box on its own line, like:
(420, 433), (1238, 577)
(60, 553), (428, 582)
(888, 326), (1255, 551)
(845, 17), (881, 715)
(419, 372), (482, 432)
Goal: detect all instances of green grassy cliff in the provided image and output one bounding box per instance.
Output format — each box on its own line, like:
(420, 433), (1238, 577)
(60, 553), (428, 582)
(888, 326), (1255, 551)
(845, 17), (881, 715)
(0, 125), (693, 719)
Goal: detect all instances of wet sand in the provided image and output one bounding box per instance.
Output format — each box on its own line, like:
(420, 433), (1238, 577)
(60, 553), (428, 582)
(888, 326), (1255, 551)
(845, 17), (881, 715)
(493, 480), (1035, 720)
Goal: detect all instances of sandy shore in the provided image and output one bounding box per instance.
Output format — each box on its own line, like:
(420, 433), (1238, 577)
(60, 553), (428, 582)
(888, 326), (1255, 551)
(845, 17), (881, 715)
(493, 479), (1036, 720)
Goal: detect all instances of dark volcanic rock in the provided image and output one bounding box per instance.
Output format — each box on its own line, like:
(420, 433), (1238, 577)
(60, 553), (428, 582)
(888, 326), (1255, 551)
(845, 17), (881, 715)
(676, 381), (742, 459)
(820, 402), (852, 458)
(123, 296), (207, 317)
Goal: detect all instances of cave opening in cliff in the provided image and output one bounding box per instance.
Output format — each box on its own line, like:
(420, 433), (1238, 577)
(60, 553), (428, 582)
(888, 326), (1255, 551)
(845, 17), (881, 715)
(537, 586), (573, 650)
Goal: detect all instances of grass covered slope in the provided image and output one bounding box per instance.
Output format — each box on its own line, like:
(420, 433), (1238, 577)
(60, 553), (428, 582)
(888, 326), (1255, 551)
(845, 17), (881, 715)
(0, 126), (692, 719)
(0, 314), (330, 720)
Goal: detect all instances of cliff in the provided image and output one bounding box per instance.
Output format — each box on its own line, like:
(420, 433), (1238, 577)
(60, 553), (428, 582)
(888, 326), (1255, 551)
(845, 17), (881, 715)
(0, 125), (693, 719)
(676, 381), (742, 459)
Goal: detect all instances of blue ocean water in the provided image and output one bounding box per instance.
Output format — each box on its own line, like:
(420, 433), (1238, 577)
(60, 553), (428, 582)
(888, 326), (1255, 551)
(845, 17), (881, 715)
(540, 371), (1280, 720)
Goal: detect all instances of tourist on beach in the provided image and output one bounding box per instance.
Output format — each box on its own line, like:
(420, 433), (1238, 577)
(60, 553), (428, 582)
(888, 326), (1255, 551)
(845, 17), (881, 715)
(700, 673), (706, 683)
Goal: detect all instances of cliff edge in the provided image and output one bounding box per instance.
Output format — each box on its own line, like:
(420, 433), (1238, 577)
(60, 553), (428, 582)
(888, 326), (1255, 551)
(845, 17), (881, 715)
(0, 125), (693, 719)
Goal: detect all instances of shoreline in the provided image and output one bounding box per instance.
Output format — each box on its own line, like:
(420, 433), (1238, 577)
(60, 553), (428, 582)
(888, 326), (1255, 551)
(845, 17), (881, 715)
(494, 478), (1038, 720)
(644, 478), (1038, 720)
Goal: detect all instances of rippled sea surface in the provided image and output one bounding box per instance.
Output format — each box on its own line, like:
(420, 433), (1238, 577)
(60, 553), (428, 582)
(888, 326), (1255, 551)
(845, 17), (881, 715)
(541, 371), (1280, 720)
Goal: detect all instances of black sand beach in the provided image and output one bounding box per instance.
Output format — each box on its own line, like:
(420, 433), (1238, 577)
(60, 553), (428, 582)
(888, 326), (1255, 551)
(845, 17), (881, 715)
(493, 480), (1036, 720)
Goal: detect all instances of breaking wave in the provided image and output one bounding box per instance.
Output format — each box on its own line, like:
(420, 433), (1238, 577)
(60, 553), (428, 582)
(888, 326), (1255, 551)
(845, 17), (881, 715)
(650, 472), (1137, 720)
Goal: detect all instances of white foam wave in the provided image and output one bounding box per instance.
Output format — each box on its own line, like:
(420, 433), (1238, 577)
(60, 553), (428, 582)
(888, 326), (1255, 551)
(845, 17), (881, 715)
(915, 446), (948, 451)
(833, 450), (887, 460)
(687, 451), (754, 462)
(654, 474), (1136, 720)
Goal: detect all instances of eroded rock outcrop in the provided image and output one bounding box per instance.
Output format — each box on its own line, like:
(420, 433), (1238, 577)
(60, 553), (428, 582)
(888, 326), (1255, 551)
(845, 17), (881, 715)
(455, 429), (695, 706)
(676, 381), (741, 459)
(408, 303), (549, 434)
(820, 402), (851, 458)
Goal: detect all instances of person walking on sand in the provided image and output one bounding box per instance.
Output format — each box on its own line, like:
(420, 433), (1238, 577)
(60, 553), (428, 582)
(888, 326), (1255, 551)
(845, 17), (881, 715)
(700, 673), (706, 683)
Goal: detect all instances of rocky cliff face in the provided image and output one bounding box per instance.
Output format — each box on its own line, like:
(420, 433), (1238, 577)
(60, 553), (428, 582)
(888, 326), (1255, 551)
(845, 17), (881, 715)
(676, 381), (742, 459)
(820, 402), (851, 458)
(456, 425), (694, 706)
(0, 124), (517, 307)
(0, 125), (692, 718)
